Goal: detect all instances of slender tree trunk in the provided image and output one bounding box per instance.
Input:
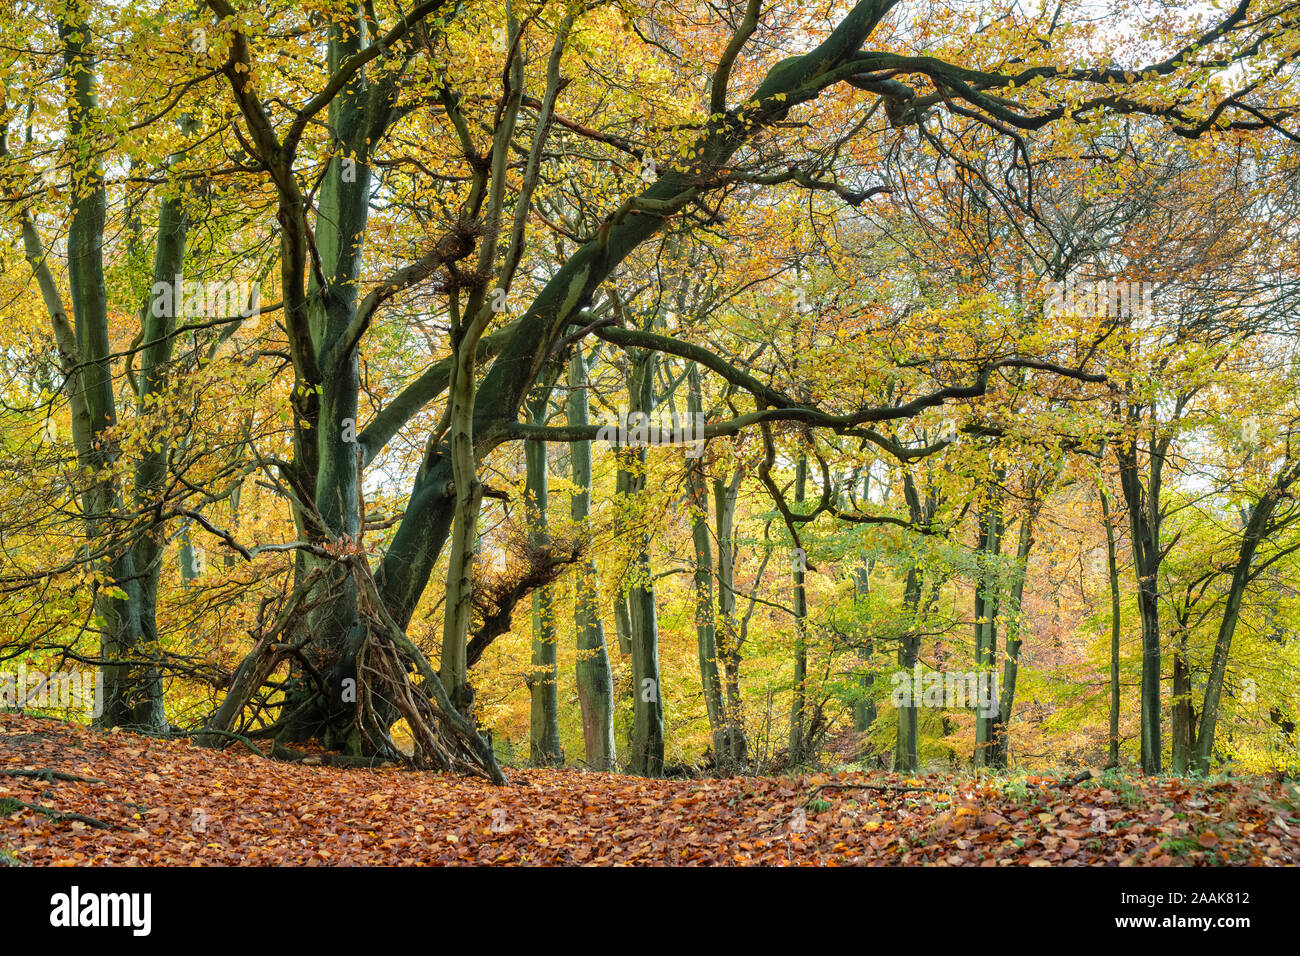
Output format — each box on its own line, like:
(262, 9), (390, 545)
(621, 350), (663, 775)
(853, 534), (879, 765)
(438, 21), (526, 724)
(568, 351), (615, 770)
(1170, 625), (1195, 774)
(118, 127), (193, 733)
(686, 365), (727, 759)
(788, 455), (810, 765)
(611, 594), (633, 655)
(48, 12), (166, 731)
(525, 391), (563, 765)
(991, 509), (1034, 767)
(1193, 464), (1297, 773)
(895, 566), (924, 773)
(1100, 486), (1123, 769)
(1117, 439), (1163, 774)
(714, 470), (748, 765)
(972, 488), (1004, 768)
(853, 672), (879, 764)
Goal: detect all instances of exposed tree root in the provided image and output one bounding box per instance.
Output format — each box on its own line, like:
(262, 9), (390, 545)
(0, 797), (129, 831)
(351, 558), (507, 785)
(193, 554), (507, 785)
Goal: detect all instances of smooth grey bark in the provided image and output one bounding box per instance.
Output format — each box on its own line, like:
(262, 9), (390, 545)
(895, 469), (938, 772)
(1170, 622), (1196, 773)
(525, 389), (563, 765)
(714, 468), (749, 765)
(853, 673), (878, 763)
(852, 574), (880, 764)
(612, 594), (633, 656)
(178, 528), (200, 588)
(895, 565), (924, 773)
(686, 364), (727, 759)
(124, 115), (192, 724)
(851, 472), (880, 765)
(620, 348), (664, 775)
(1100, 485), (1123, 769)
(990, 508), (1035, 767)
(23, 12), (169, 731)
(568, 349), (616, 770)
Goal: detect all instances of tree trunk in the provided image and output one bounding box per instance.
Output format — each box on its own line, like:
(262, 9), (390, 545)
(788, 455), (810, 765)
(972, 488), (1004, 768)
(525, 390), (564, 765)
(852, 530), (879, 765)
(621, 350), (663, 775)
(1170, 626), (1196, 774)
(895, 566), (924, 773)
(1100, 486), (1123, 769)
(1116, 438), (1163, 774)
(568, 350), (616, 770)
(714, 469), (749, 766)
(991, 509), (1034, 767)
(274, 15), (385, 752)
(686, 365), (727, 759)
(1193, 464), (1298, 773)
(51, 14), (166, 731)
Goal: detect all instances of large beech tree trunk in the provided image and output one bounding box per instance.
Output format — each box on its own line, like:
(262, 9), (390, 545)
(19, 9), (177, 731)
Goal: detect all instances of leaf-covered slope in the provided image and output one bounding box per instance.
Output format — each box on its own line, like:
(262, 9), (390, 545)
(2, 715), (1297, 866)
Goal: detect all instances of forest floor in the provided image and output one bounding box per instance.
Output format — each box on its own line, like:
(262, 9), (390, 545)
(2, 713), (1298, 866)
